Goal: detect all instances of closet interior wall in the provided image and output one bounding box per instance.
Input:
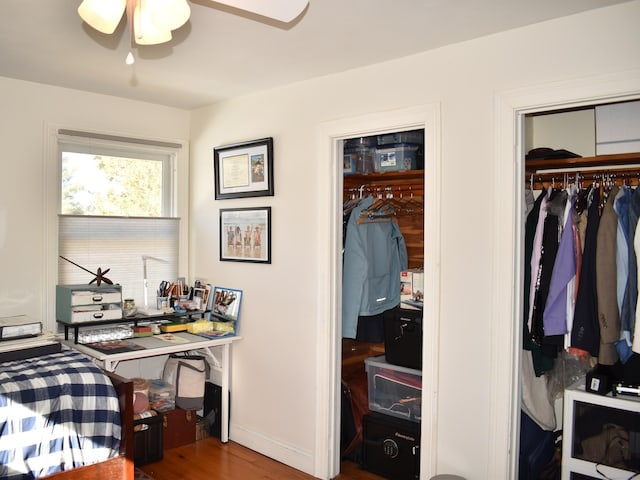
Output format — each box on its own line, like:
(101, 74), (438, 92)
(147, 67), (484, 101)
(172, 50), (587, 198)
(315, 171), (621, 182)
(343, 170), (425, 269)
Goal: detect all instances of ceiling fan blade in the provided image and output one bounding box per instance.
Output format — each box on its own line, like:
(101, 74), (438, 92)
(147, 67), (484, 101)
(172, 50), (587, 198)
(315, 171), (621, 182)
(211, 0), (309, 23)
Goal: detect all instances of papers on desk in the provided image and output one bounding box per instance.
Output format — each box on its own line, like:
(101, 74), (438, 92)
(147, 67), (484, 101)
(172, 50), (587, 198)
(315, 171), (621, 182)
(136, 308), (166, 316)
(85, 339), (147, 354)
(155, 333), (189, 344)
(197, 330), (234, 339)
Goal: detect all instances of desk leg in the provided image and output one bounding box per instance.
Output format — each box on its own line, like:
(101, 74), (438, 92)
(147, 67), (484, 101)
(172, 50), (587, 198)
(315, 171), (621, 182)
(220, 342), (230, 443)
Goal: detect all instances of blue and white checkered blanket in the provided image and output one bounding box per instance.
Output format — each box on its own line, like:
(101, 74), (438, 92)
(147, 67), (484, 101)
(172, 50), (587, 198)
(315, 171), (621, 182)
(0, 349), (121, 479)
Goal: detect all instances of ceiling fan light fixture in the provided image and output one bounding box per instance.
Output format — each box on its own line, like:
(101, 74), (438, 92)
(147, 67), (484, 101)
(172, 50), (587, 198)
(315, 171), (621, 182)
(148, 0), (190, 32)
(133, 0), (173, 45)
(78, 0), (127, 34)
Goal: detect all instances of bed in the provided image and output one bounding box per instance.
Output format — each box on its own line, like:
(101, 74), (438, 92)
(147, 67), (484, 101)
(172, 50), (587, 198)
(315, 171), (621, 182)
(0, 347), (133, 480)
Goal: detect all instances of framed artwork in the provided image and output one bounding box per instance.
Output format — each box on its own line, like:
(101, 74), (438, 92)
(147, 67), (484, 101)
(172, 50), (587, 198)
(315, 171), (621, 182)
(213, 137), (274, 200)
(219, 207), (271, 263)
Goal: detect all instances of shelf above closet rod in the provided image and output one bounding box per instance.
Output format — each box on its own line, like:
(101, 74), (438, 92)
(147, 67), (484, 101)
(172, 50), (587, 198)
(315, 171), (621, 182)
(525, 152), (640, 188)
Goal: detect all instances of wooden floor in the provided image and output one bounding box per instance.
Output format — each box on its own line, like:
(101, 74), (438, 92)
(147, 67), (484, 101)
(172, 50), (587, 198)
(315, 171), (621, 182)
(139, 437), (386, 480)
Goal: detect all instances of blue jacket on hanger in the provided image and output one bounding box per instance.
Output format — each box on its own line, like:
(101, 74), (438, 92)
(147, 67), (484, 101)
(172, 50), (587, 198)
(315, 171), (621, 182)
(342, 196), (408, 339)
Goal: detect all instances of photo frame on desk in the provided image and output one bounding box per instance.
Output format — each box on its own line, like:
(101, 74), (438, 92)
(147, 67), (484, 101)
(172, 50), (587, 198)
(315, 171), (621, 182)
(213, 137), (274, 200)
(208, 287), (243, 337)
(220, 207), (271, 263)
(192, 287), (211, 311)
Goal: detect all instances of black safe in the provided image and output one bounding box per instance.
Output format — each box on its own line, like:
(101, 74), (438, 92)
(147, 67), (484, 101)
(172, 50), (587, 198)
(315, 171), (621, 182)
(383, 307), (422, 370)
(361, 412), (420, 480)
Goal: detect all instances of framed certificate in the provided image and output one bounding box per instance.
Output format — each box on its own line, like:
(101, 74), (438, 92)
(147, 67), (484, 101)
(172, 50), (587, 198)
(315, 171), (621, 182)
(213, 137), (274, 199)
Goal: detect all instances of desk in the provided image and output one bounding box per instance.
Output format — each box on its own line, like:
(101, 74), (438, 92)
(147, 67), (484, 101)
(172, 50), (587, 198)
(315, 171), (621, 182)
(65, 332), (241, 443)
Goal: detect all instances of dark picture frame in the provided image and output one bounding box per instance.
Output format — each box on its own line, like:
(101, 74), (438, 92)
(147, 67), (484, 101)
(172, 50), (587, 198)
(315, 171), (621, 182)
(213, 137), (274, 200)
(220, 207), (271, 263)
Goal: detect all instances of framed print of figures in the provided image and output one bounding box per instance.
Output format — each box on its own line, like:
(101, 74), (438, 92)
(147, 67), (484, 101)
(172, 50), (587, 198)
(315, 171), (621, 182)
(213, 137), (274, 199)
(220, 207), (271, 263)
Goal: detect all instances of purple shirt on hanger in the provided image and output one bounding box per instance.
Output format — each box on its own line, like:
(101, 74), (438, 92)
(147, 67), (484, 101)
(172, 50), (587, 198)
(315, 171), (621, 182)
(543, 196), (577, 336)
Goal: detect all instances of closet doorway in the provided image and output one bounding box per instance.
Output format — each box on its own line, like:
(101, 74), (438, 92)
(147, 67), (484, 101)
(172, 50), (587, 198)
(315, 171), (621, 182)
(315, 104), (441, 480)
(519, 100), (640, 478)
(490, 72), (640, 479)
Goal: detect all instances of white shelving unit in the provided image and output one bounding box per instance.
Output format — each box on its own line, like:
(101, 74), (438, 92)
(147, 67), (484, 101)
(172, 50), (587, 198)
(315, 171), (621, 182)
(562, 380), (640, 479)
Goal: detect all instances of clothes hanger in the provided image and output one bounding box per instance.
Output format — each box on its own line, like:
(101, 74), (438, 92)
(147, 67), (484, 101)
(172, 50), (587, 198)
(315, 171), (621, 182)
(358, 187), (398, 223)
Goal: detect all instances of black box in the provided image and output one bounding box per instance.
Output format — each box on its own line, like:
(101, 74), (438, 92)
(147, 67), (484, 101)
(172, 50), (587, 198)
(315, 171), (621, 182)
(586, 365), (613, 395)
(383, 307), (422, 370)
(133, 412), (163, 466)
(361, 412), (420, 480)
(204, 382), (230, 439)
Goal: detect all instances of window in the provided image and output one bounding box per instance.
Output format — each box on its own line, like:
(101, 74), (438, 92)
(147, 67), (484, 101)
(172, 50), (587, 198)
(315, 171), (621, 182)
(56, 129), (182, 309)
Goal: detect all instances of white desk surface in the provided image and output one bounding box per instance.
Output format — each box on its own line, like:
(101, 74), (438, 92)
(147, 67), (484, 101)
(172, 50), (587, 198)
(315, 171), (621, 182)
(64, 332), (241, 369)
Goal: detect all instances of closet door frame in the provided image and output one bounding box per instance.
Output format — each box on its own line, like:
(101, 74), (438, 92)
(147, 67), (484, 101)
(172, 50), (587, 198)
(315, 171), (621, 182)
(493, 71), (640, 479)
(314, 104), (442, 479)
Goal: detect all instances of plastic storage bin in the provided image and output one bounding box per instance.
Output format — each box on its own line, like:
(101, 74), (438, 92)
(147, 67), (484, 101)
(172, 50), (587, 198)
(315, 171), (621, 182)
(149, 379), (176, 412)
(365, 355), (422, 423)
(376, 129), (424, 147)
(344, 137), (376, 174)
(375, 143), (420, 172)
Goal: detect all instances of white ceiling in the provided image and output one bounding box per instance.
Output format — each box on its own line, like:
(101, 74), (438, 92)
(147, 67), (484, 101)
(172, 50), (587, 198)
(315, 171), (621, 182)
(0, 0), (632, 110)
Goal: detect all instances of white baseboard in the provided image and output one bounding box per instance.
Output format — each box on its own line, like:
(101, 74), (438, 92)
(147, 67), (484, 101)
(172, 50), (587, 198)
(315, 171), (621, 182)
(230, 423), (315, 478)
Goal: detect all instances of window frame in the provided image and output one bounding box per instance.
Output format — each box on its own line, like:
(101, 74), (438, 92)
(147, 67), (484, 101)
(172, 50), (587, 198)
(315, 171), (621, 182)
(58, 138), (176, 217)
(44, 125), (190, 331)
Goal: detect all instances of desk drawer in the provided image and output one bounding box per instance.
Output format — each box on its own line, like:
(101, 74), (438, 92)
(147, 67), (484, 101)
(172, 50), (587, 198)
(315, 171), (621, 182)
(70, 308), (122, 323)
(71, 290), (122, 306)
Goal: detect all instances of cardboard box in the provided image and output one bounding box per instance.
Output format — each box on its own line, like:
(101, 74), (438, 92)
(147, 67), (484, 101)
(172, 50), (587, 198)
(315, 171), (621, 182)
(400, 269), (424, 302)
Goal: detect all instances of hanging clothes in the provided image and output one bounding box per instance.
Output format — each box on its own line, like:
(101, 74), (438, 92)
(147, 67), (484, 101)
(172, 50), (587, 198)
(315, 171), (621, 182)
(530, 189), (568, 355)
(523, 188), (555, 376)
(596, 185), (621, 365)
(543, 190), (577, 337)
(342, 195), (408, 339)
(572, 187), (601, 358)
(622, 187), (640, 340)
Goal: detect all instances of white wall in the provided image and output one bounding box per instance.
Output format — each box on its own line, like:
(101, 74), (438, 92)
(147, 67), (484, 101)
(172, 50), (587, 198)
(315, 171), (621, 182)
(0, 77), (190, 332)
(189, 2), (640, 479)
(1, 1), (639, 479)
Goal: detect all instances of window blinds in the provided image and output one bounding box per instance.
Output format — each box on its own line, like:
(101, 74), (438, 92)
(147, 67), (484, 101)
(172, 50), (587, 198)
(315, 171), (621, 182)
(58, 215), (179, 308)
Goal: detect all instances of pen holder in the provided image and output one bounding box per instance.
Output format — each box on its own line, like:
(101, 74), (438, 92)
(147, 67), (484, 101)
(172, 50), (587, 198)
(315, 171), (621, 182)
(157, 296), (168, 310)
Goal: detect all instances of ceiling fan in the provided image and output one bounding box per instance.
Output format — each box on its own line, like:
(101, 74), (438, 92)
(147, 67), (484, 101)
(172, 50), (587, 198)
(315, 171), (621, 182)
(78, 0), (309, 47)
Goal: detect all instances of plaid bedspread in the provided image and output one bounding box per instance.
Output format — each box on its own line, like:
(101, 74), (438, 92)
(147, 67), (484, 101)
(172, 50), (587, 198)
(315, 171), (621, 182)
(0, 349), (121, 479)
